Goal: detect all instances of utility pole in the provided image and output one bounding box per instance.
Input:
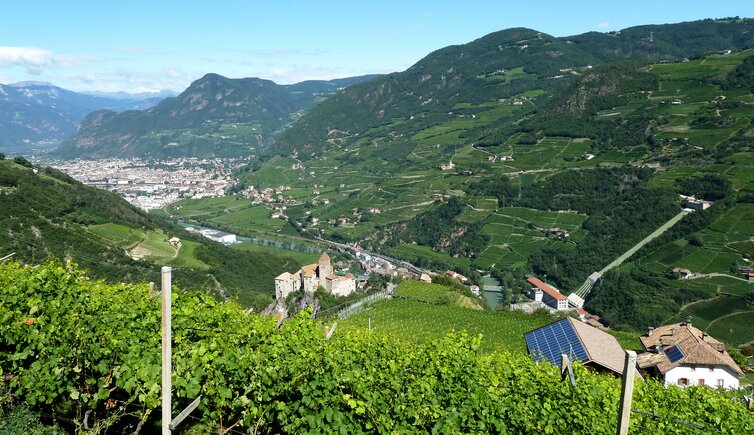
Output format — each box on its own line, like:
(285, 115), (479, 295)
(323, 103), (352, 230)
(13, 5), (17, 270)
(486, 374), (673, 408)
(161, 266), (172, 435)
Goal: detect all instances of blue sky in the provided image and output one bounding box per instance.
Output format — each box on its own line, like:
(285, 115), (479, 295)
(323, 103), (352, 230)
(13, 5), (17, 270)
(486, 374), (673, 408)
(1, 0), (751, 93)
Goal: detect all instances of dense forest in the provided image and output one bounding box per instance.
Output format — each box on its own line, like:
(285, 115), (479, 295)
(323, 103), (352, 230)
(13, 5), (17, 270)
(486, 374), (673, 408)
(519, 167), (679, 291)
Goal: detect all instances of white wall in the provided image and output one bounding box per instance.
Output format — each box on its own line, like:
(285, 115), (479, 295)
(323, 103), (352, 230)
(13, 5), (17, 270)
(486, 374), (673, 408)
(664, 365), (739, 390)
(275, 278), (298, 300)
(327, 278), (356, 297)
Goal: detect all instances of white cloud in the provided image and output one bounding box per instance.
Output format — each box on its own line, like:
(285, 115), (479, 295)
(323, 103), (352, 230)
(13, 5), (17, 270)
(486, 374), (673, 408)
(596, 21), (612, 30)
(65, 68), (196, 93)
(239, 65), (396, 85)
(0, 46), (94, 74)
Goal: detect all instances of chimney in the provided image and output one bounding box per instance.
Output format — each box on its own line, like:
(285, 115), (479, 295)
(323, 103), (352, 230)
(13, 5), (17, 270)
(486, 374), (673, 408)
(648, 327), (654, 337)
(670, 327), (675, 336)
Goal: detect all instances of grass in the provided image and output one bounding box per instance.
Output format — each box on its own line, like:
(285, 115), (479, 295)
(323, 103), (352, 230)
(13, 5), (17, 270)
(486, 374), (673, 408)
(128, 230), (177, 262)
(170, 240), (210, 270)
(231, 243), (320, 265)
(87, 223), (143, 247)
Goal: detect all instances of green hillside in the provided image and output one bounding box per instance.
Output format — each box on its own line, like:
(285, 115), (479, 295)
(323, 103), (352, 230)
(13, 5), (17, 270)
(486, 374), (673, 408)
(55, 74), (378, 159)
(269, 18), (754, 159)
(0, 157), (300, 309)
(2, 261), (752, 433)
(217, 27), (754, 332)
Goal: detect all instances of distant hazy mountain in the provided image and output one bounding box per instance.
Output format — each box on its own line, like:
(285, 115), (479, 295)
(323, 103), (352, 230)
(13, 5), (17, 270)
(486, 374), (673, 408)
(56, 74), (379, 159)
(0, 82), (171, 150)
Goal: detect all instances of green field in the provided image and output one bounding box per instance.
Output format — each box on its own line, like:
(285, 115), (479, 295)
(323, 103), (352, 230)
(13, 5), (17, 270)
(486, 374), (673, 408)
(170, 239), (210, 270)
(128, 230), (178, 262)
(231, 242), (320, 265)
(707, 311), (754, 346)
(88, 223), (213, 268)
(340, 299), (554, 353)
(87, 222), (143, 247)
(667, 295), (749, 330)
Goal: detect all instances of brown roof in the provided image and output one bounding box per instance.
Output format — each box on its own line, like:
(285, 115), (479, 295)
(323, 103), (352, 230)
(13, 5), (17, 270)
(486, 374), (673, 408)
(326, 273), (352, 281)
(638, 322), (743, 375)
(301, 264), (317, 278)
(319, 251), (330, 261)
(527, 276), (567, 301)
(568, 318), (631, 375)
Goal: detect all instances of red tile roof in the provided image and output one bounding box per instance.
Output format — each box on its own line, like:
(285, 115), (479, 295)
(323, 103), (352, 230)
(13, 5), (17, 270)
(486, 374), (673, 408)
(527, 276), (567, 301)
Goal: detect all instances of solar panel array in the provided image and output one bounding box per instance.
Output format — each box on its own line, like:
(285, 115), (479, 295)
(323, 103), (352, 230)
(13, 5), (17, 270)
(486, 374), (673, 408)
(524, 318), (589, 366)
(665, 345), (685, 363)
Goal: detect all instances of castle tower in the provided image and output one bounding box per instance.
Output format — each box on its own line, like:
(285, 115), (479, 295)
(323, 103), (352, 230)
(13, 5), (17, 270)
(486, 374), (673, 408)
(318, 251), (332, 284)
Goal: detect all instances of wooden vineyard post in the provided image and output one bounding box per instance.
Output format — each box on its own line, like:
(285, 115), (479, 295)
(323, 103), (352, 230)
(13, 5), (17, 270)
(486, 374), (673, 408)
(161, 266), (172, 434)
(617, 350), (637, 435)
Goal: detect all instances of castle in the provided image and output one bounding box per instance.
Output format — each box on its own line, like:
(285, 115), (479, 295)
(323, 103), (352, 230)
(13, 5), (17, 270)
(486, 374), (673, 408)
(275, 252), (356, 300)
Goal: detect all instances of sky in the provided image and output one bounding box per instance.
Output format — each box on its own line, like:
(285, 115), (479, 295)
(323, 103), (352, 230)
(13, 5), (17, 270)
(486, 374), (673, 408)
(1, 0), (752, 94)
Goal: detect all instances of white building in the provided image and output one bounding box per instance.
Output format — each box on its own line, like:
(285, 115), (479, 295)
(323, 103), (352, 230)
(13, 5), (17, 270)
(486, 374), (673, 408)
(527, 276), (569, 310)
(637, 322), (743, 389)
(199, 229), (237, 245)
(684, 197), (713, 211)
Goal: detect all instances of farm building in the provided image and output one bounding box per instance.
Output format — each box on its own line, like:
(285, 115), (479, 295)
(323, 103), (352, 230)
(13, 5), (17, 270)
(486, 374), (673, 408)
(446, 270), (468, 282)
(684, 197), (713, 211)
(524, 317), (634, 377)
(672, 268), (692, 279)
(637, 322), (743, 390)
(526, 275), (569, 310)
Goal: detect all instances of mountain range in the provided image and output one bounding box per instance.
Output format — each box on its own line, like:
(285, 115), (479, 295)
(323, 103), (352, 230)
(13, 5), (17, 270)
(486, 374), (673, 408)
(0, 82), (173, 151)
(55, 74), (379, 159)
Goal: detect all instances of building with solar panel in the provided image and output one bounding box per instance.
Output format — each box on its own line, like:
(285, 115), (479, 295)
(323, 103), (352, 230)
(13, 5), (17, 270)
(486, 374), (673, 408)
(637, 322), (743, 389)
(524, 317), (632, 377)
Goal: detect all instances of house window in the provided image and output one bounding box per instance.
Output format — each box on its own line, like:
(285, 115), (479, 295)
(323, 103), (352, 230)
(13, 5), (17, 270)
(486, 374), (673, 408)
(677, 378), (689, 386)
(698, 379), (705, 386)
(717, 379), (724, 387)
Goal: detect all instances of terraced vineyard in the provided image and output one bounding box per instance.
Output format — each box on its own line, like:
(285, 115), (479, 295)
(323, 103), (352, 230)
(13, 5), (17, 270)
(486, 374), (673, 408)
(88, 223), (208, 267)
(341, 298), (553, 353)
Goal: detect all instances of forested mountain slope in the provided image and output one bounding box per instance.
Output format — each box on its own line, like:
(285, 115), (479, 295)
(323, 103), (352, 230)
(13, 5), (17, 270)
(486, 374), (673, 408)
(55, 74), (378, 159)
(268, 18), (754, 159)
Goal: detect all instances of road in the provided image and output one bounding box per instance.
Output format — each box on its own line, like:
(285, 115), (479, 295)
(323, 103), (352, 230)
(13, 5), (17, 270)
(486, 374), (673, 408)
(316, 237), (428, 276)
(689, 273), (753, 283)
